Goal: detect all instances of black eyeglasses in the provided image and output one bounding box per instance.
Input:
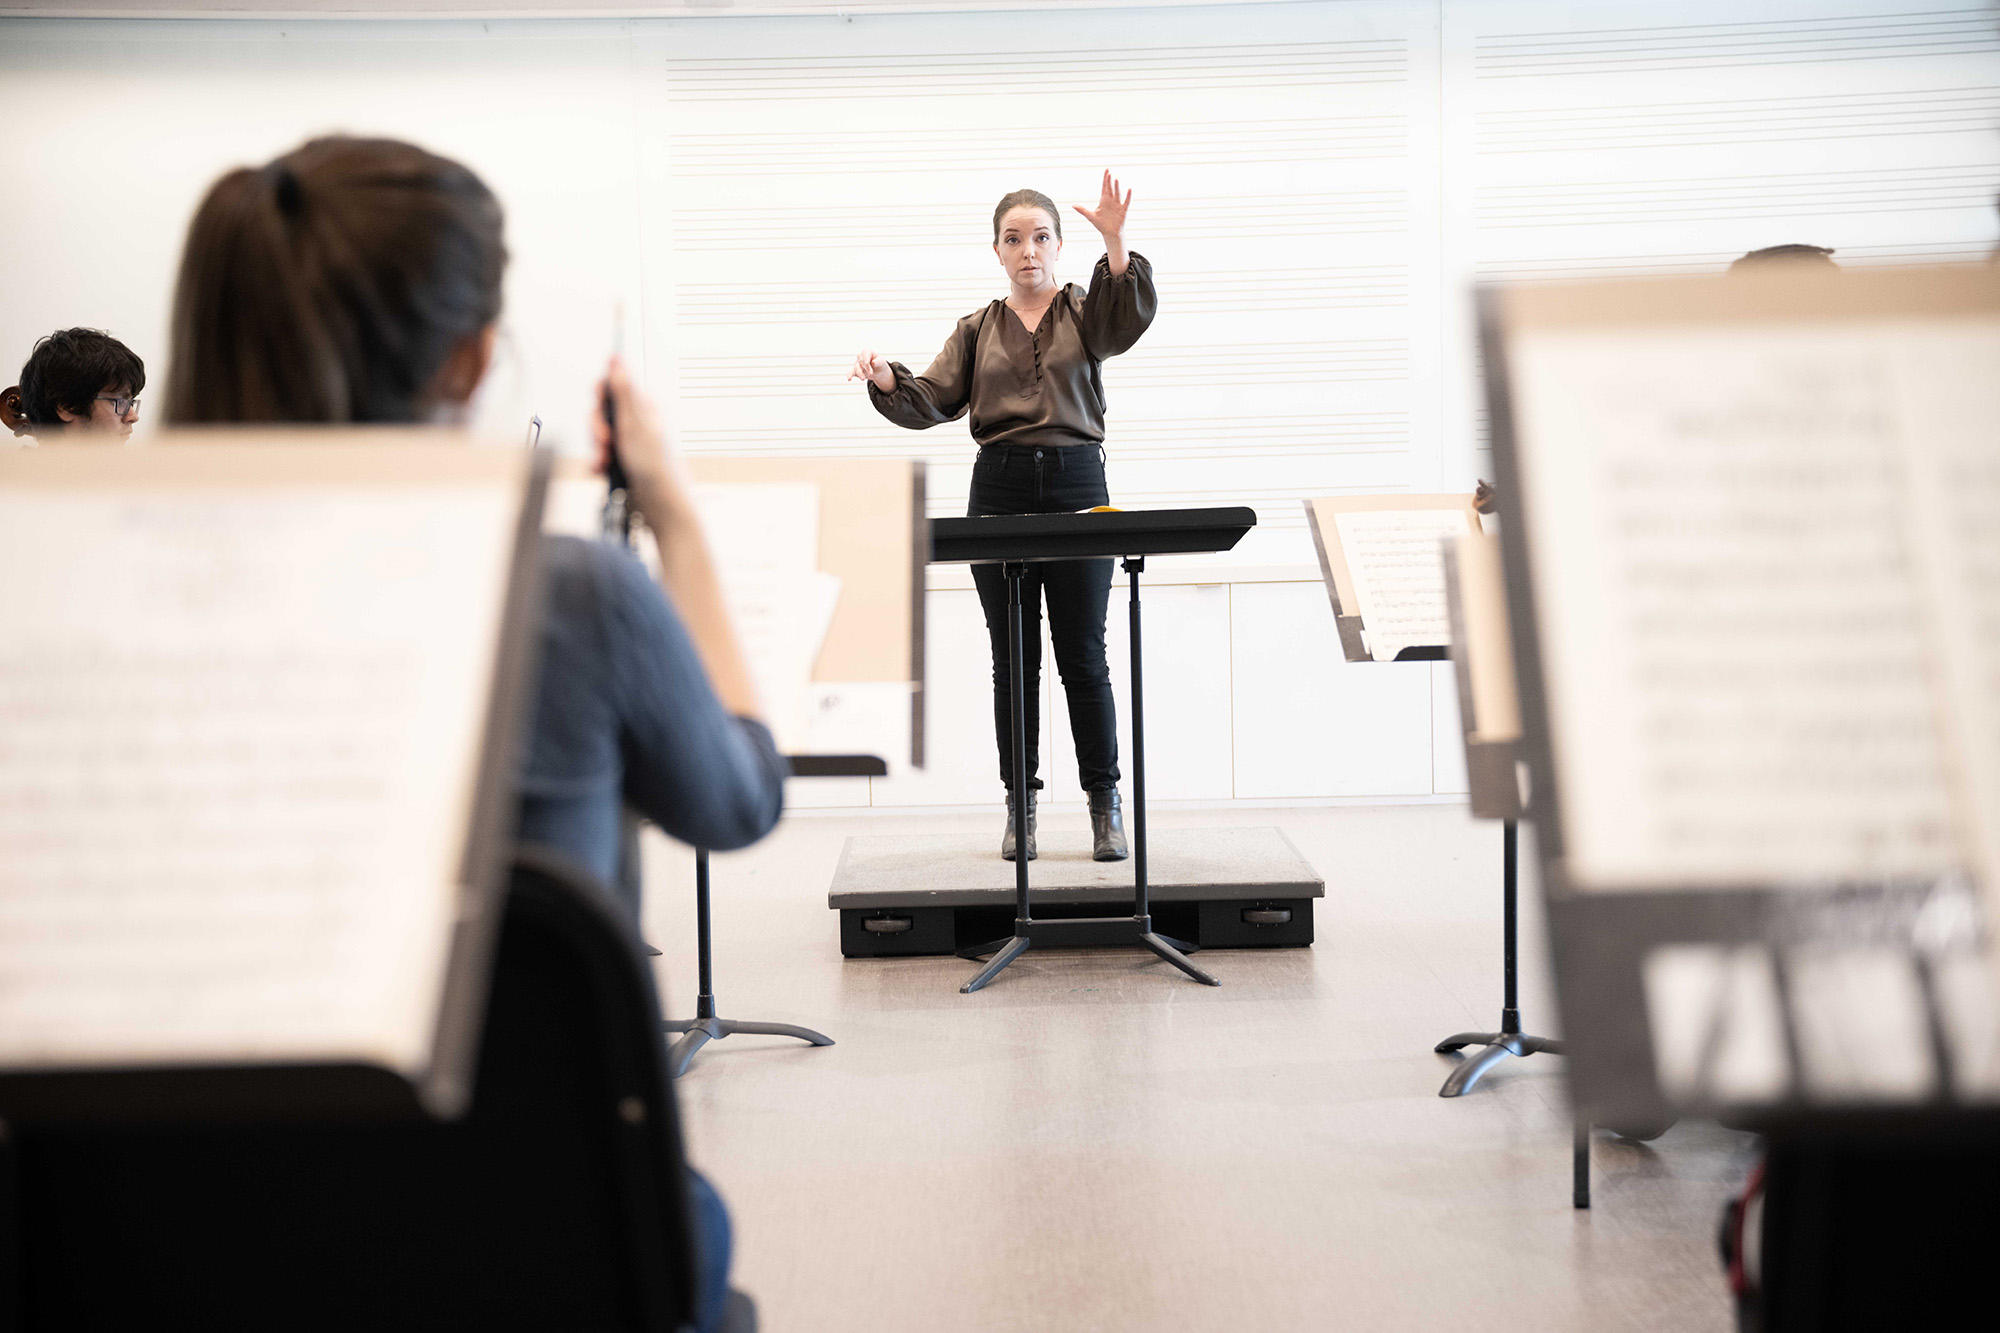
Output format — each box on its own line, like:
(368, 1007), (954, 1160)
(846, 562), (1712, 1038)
(95, 394), (140, 417)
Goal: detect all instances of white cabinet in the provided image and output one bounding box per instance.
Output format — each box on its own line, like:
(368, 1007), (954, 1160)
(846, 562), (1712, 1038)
(1043, 581), (1234, 808)
(1432, 659), (1469, 796)
(1230, 581), (1434, 799)
(868, 588), (1050, 807)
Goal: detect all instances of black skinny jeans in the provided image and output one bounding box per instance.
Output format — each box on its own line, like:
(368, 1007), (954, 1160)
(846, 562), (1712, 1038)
(967, 443), (1120, 794)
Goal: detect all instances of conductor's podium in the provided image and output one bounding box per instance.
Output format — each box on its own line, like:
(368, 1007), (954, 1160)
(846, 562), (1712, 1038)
(831, 826), (1323, 958)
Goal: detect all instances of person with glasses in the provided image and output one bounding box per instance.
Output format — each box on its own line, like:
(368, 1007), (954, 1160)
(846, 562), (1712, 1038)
(1, 327), (145, 443)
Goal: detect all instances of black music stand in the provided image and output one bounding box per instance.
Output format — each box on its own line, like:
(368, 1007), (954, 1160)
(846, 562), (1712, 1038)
(663, 754), (883, 1077)
(1433, 818), (1565, 1095)
(597, 473), (859, 1077)
(930, 507), (1257, 993)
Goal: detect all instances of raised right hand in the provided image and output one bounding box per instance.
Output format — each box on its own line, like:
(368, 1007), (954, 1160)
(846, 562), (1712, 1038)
(849, 349), (895, 394)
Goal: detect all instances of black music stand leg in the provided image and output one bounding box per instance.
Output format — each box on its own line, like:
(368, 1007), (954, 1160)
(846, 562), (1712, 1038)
(956, 937), (1014, 961)
(962, 935), (1033, 994)
(1573, 1117), (1591, 1209)
(962, 562), (1038, 993)
(1139, 933), (1215, 984)
(1123, 556), (1218, 987)
(665, 848), (834, 1077)
(1435, 820), (1561, 1095)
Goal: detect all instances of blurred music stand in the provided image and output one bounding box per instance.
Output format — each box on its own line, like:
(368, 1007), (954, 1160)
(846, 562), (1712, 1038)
(1431, 535), (1564, 1099)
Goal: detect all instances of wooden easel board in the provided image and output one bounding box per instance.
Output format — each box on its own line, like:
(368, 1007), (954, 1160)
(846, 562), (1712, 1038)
(1442, 533), (1523, 822)
(546, 455), (926, 767)
(0, 436), (547, 1120)
(1304, 494), (1482, 662)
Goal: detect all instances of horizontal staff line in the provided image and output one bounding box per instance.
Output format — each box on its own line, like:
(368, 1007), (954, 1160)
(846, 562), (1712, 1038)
(669, 79), (1404, 101)
(1476, 45), (1999, 77)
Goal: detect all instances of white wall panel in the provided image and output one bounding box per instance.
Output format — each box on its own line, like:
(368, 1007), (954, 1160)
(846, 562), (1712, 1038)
(3, 2), (1997, 810)
(1431, 659), (1468, 796)
(866, 588), (1053, 807)
(0, 21), (648, 452)
(633, 1), (1447, 572)
(1230, 581), (1433, 798)
(1043, 581), (1235, 808)
(1440, 0), (2000, 483)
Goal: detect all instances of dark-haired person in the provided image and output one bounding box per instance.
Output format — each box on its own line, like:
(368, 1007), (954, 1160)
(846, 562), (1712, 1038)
(852, 171), (1154, 863)
(166, 135), (777, 1333)
(0, 328), (145, 442)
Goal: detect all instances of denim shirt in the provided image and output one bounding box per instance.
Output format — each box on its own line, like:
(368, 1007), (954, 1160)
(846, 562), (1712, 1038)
(516, 536), (786, 915)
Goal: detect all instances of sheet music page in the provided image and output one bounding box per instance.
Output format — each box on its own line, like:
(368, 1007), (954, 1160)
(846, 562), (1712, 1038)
(1332, 508), (1472, 662)
(543, 472), (845, 752)
(1886, 321), (2000, 917)
(0, 477), (518, 1075)
(690, 482), (834, 752)
(1511, 326), (1960, 888)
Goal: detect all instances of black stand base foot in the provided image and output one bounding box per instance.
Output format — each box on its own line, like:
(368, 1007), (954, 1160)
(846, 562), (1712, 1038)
(1141, 932), (1219, 986)
(960, 935), (1031, 993)
(663, 1011), (834, 1078)
(1433, 1031), (1564, 1097)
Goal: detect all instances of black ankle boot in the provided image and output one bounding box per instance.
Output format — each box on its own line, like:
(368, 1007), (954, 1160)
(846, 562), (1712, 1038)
(1089, 788), (1128, 862)
(1002, 790), (1037, 862)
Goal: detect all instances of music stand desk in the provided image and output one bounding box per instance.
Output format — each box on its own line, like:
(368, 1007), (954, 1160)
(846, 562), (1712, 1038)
(929, 507), (1257, 993)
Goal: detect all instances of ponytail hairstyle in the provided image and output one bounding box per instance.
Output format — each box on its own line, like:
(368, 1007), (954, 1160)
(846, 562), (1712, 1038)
(992, 188), (1062, 244)
(165, 136), (506, 424)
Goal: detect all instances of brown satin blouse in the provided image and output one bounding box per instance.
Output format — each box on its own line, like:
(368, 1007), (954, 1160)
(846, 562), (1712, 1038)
(869, 252), (1157, 450)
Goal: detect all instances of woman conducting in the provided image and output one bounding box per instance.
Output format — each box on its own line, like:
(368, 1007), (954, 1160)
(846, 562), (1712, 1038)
(852, 171), (1156, 864)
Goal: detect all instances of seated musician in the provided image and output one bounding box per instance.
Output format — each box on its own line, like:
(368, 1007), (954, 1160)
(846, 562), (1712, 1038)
(2, 328), (145, 442)
(161, 134), (778, 1333)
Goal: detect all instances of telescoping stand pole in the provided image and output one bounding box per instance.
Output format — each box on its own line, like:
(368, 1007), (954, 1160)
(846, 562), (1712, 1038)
(1124, 556), (1213, 982)
(1433, 820), (1562, 1095)
(960, 557), (1215, 993)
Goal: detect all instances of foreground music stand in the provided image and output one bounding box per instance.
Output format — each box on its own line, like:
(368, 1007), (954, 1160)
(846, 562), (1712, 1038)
(663, 754), (883, 1077)
(930, 507), (1257, 993)
(599, 484), (834, 1078)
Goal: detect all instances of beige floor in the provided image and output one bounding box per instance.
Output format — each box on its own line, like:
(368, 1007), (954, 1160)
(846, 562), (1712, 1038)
(638, 803), (1754, 1333)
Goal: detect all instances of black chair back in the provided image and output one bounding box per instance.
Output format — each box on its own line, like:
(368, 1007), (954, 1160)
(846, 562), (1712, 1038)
(0, 847), (701, 1332)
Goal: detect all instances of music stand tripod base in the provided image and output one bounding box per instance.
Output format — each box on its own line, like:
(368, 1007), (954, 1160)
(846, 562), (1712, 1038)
(1433, 819), (1562, 1097)
(959, 916), (1216, 993)
(664, 846), (834, 1078)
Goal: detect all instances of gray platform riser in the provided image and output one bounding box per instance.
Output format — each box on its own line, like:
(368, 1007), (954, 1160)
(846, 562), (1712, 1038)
(839, 898), (1315, 958)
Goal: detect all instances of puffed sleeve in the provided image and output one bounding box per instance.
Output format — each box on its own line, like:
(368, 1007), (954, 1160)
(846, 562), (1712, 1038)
(1078, 251), (1157, 360)
(869, 311), (980, 429)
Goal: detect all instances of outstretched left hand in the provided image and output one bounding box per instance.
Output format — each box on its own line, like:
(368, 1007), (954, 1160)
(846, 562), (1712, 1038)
(1072, 169), (1131, 243)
